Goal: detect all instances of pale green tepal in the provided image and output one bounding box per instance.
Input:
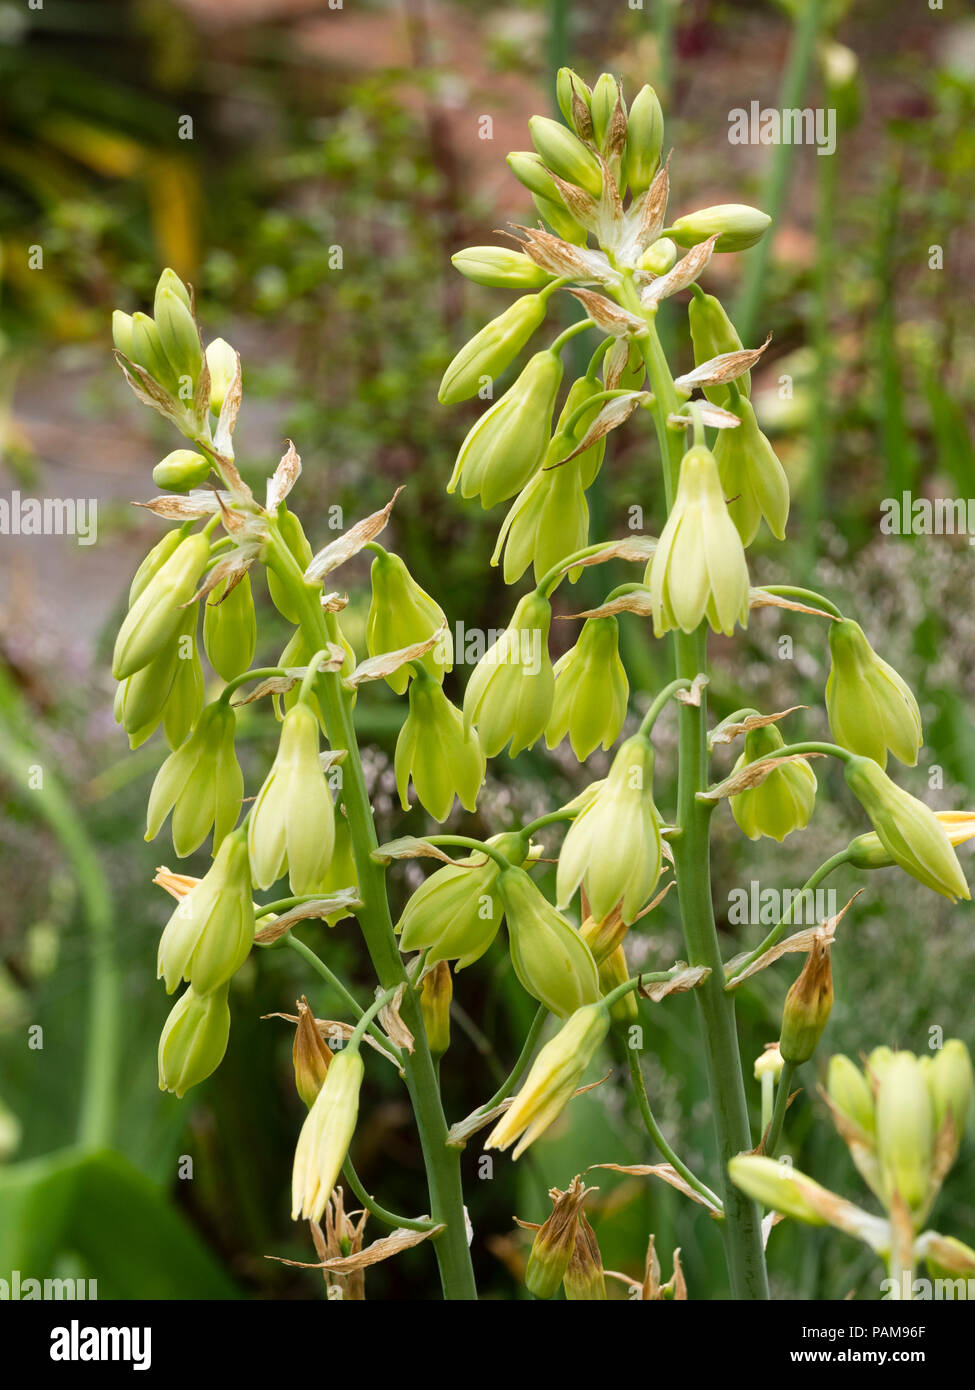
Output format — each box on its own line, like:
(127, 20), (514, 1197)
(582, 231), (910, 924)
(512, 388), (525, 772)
(291, 1046), (364, 1223)
(713, 398), (790, 545)
(396, 832), (528, 969)
(498, 865), (600, 1017)
(546, 617), (628, 761)
(365, 548), (451, 694)
(729, 723), (817, 842)
(688, 287), (749, 408)
(114, 605), (198, 749)
(157, 828), (255, 996)
(826, 619), (923, 769)
(647, 444), (750, 638)
(462, 590), (555, 757)
(492, 452), (589, 586)
(622, 83), (663, 193)
(248, 702), (336, 894)
(450, 245), (554, 290)
(154, 283), (204, 387)
(204, 337), (238, 412)
(875, 1052), (935, 1215)
(158, 983), (231, 1097)
(827, 1054), (877, 1138)
(146, 700), (243, 857)
(438, 293), (550, 405)
(203, 571), (257, 681)
(843, 755), (969, 902)
(485, 1002), (609, 1158)
(394, 668), (485, 822)
(447, 350), (563, 510)
(557, 733), (662, 924)
(112, 530), (209, 679)
(528, 114), (604, 197)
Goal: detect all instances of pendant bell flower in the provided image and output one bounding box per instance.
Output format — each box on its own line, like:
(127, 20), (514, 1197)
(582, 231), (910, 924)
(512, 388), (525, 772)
(546, 616), (629, 761)
(157, 827), (255, 996)
(463, 590), (555, 757)
(158, 983), (231, 1097)
(826, 619), (923, 769)
(394, 667), (485, 821)
(498, 866), (601, 1017)
(729, 723), (817, 842)
(248, 702), (336, 894)
(146, 700), (243, 857)
(366, 548), (452, 694)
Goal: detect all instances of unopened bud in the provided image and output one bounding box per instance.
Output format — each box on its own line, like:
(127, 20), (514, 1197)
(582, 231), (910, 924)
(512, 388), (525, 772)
(669, 203), (771, 253)
(555, 68), (593, 138)
(637, 236), (677, 275)
(524, 1177), (591, 1299)
(528, 115), (604, 199)
(451, 246), (554, 290)
(152, 449), (212, 493)
(154, 285), (203, 384)
(827, 620), (923, 770)
(112, 531), (209, 679)
(779, 936), (833, 1065)
(419, 961), (452, 1061)
(499, 867), (600, 1018)
(438, 293), (549, 405)
(158, 983), (231, 1097)
(623, 84), (664, 193)
(827, 1054), (876, 1138)
(506, 150), (563, 203)
(203, 572), (257, 681)
(688, 288), (748, 406)
(563, 1212), (606, 1300)
(754, 1043), (785, 1082)
(531, 193), (588, 246)
(205, 337), (238, 412)
(875, 1052), (934, 1213)
(293, 997), (333, 1108)
(929, 1039), (973, 1145)
(112, 309), (135, 359)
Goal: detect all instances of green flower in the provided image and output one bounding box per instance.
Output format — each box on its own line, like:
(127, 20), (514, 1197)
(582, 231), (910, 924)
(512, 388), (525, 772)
(157, 828), (254, 996)
(366, 548), (451, 694)
(826, 619), (922, 769)
(394, 668), (485, 821)
(462, 591), (555, 757)
(729, 724), (817, 842)
(248, 703), (336, 894)
(146, 701), (243, 856)
(158, 984), (231, 1097)
(499, 866), (600, 1017)
(545, 617), (628, 761)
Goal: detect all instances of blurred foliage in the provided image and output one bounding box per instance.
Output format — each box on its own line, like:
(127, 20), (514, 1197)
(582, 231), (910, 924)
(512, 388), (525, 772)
(2, 0), (975, 1300)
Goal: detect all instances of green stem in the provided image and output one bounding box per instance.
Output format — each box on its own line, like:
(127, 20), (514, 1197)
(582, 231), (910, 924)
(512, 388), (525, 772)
(218, 666), (290, 703)
(624, 278), (770, 1299)
(423, 834), (514, 871)
(477, 1005), (548, 1113)
(548, 317), (594, 355)
(638, 677), (693, 738)
(342, 1159), (439, 1234)
(265, 524), (477, 1300)
(759, 585), (843, 621)
(625, 1044), (724, 1211)
(764, 1060), (796, 1157)
(725, 850), (850, 984)
(281, 935), (397, 1059)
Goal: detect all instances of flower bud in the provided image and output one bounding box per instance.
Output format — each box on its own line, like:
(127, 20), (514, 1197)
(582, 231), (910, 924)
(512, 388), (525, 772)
(158, 983), (231, 1098)
(589, 73), (622, 155)
(249, 703), (336, 894)
(266, 507), (315, 624)
(153, 266), (192, 313)
(867, 1046), (896, 1087)
(157, 828), (254, 995)
(486, 1002), (608, 1156)
(291, 1046), (363, 1223)
(163, 630), (204, 750)
(152, 449), (212, 493)
(922, 1233), (975, 1284)
(929, 1040), (973, 1145)
(128, 527), (187, 605)
(545, 617), (628, 760)
(779, 936), (833, 1065)
(623, 83), (664, 193)
(728, 1155), (830, 1226)
(506, 150), (564, 203)
(755, 1043), (785, 1082)
(395, 669), (485, 821)
(205, 337), (238, 412)
(202, 572), (257, 682)
(827, 1054), (876, 1138)
(648, 444), (750, 637)
(729, 723), (817, 841)
(563, 1212), (606, 1300)
(112, 309), (135, 359)
(447, 349), (563, 509)
(688, 288), (749, 407)
(154, 285), (204, 385)
(532, 193), (588, 246)
(498, 866), (600, 1017)
(439, 293), (549, 405)
(130, 311), (177, 389)
(637, 236), (677, 275)
(848, 810), (975, 870)
(491, 449), (590, 587)
(555, 376), (608, 488)
(112, 531), (209, 679)
(115, 609), (194, 747)
(669, 203), (771, 253)
(557, 734), (662, 924)
(292, 996), (334, 1108)
(462, 590), (555, 757)
(366, 549), (451, 694)
(419, 961), (452, 1061)
(396, 832), (527, 969)
(451, 246), (554, 290)
(875, 1051), (934, 1213)
(146, 700), (243, 856)
(555, 68), (593, 138)
(528, 115), (604, 197)
(714, 397), (790, 545)
(826, 620), (923, 769)
(524, 1177), (590, 1300)
(843, 756), (969, 901)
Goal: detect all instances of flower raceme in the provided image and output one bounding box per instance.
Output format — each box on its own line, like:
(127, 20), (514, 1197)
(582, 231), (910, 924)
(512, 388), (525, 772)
(394, 667), (485, 821)
(291, 1046), (364, 1224)
(249, 702), (336, 894)
(462, 590), (555, 757)
(546, 616), (628, 760)
(366, 547), (452, 694)
(157, 828), (255, 996)
(729, 724), (817, 842)
(843, 756), (970, 902)
(447, 350), (564, 510)
(146, 700), (243, 857)
(485, 1002), (609, 1157)
(647, 444), (750, 637)
(396, 832), (529, 969)
(557, 733), (662, 924)
(826, 619), (923, 769)
(497, 866), (601, 1017)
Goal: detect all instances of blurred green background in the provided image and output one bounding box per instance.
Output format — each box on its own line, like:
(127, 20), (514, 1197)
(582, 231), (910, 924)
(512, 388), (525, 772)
(1, 0), (975, 1300)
